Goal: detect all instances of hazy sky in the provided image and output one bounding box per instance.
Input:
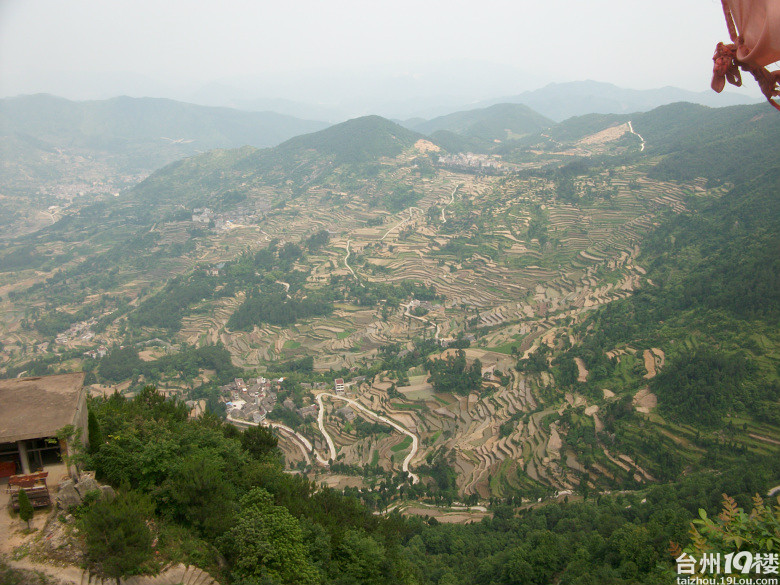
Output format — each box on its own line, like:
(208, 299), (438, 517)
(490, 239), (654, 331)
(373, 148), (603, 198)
(0, 0), (752, 107)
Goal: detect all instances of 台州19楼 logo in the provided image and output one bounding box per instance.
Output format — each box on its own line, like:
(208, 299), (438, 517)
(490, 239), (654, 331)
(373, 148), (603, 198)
(676, 552), (778, 585)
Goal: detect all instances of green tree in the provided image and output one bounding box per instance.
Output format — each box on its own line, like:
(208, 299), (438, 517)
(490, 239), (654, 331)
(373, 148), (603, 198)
(87, 409), (103, 454)
(221, 488), (318, 585)
(17, 488), (33, 529)
(335, 529), (387, 585)
(241, 425), (279, 461)
(81, 491), (154, 584)
(161, 453), (235, 539)
(674, 494), (780, 562)
(425, 349), (482, 396)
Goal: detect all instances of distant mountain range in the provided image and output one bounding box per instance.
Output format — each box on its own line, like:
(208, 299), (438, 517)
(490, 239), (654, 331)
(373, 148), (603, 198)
(0, 94), (330, 173)
(0, 83), (761, 172)
(474, 80), (760, 122)
(128, 99), (779, 214)
(0, 87), (770, 217)
(0, 94), (333, 221)
(183, 79), (761, 123)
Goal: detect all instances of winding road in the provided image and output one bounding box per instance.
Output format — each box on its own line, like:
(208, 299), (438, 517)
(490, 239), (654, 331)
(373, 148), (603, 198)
(227, 413), (314, 465)
(275, 279), (291, 299)
(441, 184), (461, 223)
(344, 239), (357, 278)
(315, 393), (339, 464)
(343, 239), (364, 286)
(316, 392), (420, 484)
(381, 206), (422, 240)
(401, 301), (441, 340)
(265, 421), (314, 465)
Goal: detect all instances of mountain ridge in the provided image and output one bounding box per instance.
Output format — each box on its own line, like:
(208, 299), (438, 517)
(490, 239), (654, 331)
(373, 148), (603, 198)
(0, 93), (330, 155)
(408, 103), (554, 143)
(475, 80), (762, 121)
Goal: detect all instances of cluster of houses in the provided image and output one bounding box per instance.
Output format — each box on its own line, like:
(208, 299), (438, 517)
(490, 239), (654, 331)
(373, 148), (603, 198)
(55, 318), (98, 345)
(438, 334), (476, 348)
(221, 375), (357, 426)
(37, 173), (144, 204)
(437, 152), (503, 171)
(222, 376), (284, 424)
(191, 206), (246, 231)
(337, 405), (357, 422)
(407, 299), (442, 313)
(83, 345), (108, 360)
(282, 397), (318, 419)
(191, 207), (214, 223)
(190, 200), (272, 232)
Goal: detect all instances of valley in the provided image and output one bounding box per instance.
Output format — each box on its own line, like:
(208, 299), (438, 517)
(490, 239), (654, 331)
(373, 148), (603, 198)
(0, 101), (778, 512)
(4, 0), (780, 580)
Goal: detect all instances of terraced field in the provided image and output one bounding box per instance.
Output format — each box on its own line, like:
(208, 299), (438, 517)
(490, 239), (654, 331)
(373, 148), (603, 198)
(236, 151), (713, 496)
(0, 121), (730, 503)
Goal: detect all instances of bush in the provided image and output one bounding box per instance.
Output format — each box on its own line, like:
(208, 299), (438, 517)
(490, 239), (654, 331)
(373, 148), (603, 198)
(81, 491), (155, 581)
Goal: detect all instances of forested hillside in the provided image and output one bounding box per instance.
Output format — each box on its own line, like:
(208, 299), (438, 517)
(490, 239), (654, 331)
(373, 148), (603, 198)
(411, 103), (553, 143)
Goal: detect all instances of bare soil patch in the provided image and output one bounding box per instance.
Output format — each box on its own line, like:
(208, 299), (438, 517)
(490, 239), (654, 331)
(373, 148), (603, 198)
(574, 358), (589, 382)
(400, 506), (490, 523)
(576, 123), (629, 146)
(749, 433), (780, 446)
(642, 349), (657, 379)
(414, 139), (441, 153)
(633, 387), (657, 413)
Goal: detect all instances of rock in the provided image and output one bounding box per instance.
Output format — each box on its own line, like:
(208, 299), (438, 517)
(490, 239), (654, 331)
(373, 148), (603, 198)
(56, 480), (82, 508)
(78, 470), (95, 480)
(99, 485), (116, 501)
(75, 475), (101, 498)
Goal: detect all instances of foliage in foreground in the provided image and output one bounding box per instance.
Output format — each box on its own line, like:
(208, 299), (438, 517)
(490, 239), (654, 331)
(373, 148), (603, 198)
(670, 494), (780, 580)
(78, 385), (779, 585)
(81, 491), (155, 581)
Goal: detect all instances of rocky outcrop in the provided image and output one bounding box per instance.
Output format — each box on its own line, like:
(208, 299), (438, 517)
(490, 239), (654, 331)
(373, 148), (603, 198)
(56, 472), (112, 509)
(55, 479), (83, 508)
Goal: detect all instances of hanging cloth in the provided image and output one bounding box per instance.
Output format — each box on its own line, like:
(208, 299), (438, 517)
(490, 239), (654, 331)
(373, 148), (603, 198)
(712, 0), (780, 110)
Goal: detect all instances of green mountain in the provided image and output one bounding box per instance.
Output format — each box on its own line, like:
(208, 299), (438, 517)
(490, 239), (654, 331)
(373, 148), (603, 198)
(275, 114), (424, 164)
(505, 101), (780, 178)
(542, 111), (628, 143)
(131, 115), (428, 208)
(411, 103), (553, 143)
(0, 94), (331, 237)
(633, 102), (780, 184)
